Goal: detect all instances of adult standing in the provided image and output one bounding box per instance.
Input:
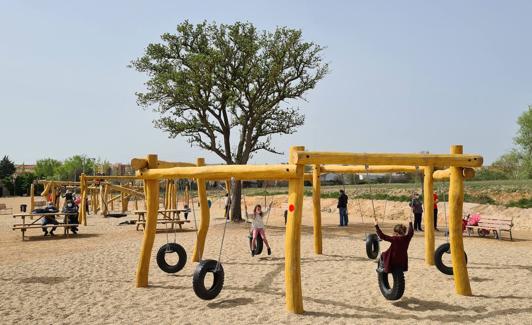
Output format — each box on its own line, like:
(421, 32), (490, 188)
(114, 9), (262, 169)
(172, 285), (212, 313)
(433, 191), (439, 231)
(409, 193), (423, 231)
(337, 189), (348, 226)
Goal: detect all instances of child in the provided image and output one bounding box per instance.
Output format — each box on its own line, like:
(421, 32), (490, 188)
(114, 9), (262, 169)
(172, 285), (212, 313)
(245, 202), (273, 256)
(409, 192), (423, 231)
(374, 215), (414, 273)
(62, 200), (79, 234)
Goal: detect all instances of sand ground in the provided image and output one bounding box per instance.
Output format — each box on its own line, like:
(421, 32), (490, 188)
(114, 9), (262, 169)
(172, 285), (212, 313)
(0, 196), (531, 324)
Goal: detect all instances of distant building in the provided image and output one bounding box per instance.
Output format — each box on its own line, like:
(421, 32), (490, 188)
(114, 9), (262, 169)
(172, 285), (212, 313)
(15, 164), (36, 175)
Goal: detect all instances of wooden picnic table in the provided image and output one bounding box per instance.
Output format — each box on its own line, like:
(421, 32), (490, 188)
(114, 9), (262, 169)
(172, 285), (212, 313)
(133, 208), (191, 231)
(12, 212), (79, 240)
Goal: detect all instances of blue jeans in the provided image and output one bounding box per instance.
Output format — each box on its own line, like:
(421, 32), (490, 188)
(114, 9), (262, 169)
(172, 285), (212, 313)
(339, 208), (348, 226)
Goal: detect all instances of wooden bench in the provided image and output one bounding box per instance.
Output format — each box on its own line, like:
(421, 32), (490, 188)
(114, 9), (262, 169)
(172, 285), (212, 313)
(466, 216), (514, 240)
(12, 212), (79, 240)
(134, 209), (191, 231)
(0, 203), (13, 215)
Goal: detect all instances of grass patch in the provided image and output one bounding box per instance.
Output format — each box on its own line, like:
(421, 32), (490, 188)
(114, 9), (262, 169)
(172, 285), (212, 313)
(505, 197), (532, 209)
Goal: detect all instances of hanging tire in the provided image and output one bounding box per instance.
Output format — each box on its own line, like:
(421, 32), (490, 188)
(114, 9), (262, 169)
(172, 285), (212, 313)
(378, 268), (405, 300)
(156, 243), (187, 274)
(192, 259), (224, 300)
(434, 243), (468, 275)
(249, 232), (264, 255)
(366, 233), (380, 259)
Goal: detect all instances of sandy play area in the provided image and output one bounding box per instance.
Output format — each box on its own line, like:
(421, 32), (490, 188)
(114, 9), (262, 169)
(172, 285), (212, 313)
(0, 195), (531, 324)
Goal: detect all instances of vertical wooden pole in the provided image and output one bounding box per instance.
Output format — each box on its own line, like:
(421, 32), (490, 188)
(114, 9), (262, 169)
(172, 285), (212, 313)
(172, 181), (177, 210)
(79, 174), (86, 225)
(285, 146), (305, 314)
(312, 164), (322, 254)
(192, 158), (210, 262)
(30, 183), (35, 211)
(449, 145), (472, 295)
(51, 183), (57, 208)
(136, 154), (159, 288)
(423, 166), (435, 265)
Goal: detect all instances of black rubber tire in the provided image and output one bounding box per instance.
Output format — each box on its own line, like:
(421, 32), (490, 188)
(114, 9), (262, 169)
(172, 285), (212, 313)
(156, 243), (187, 274)
(366, 233), (380, 259)
(434, 243), (468, 275)
(378, 268), (405, 300)
(249, 231), (264, 255)
(192, 259), (224, 300)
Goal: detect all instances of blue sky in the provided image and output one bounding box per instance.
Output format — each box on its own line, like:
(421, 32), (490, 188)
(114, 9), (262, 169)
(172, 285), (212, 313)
(1, 1), (530, 165)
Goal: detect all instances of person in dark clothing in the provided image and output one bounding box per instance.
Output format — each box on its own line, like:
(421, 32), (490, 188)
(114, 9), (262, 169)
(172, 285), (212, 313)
(40, 202), (59, 236)
(337, 190), (348, 226)
(374, 216), (414, 273)
(62, 200), (79, 234)
(409, 193), (423, 231)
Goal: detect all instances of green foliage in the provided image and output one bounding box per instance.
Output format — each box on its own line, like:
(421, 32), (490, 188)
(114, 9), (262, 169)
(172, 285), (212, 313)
(56, 155), (95, 181)
(0, 155), (16, 179)
(14, 173), (37, 196)
(131, 20), (328, 164)
(463, 193), (496, 205)
(473, 167), (509, 180)
(514, 105), (532, 155)
(505, 198), (532, 209)
(35, 158), (62, 180)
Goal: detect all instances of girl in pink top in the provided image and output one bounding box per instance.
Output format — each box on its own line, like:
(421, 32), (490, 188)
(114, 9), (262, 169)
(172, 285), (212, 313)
(245, 202), (273, 256)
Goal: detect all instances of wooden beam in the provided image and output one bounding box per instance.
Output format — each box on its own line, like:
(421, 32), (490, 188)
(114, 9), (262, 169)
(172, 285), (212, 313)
(136, 154), (159, 288)
(295, 152), (483, 168)
(285, 146), (305, 314)
(105, 183), (144, 197)
(423, 166), (435, 266)
(131, 158), (196, 170)
(320, 165), (419, 174)
(137, 164), (298, 181)
(312, 164), (322, 255)
(192, 158), (210, 262)
(448, 145), (472, 296)
(433, 168), (476, 180)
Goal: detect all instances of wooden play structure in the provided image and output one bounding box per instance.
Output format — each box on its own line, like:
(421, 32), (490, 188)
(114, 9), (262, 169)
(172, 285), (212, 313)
(124, 144), (482, 314)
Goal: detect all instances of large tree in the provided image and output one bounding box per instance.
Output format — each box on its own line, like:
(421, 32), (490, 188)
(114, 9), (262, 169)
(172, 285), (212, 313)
(0, 156), (16, 195)
(131, 21), (328, 220)
(34, 158), (62, 180)
(514, 105), (532, 178)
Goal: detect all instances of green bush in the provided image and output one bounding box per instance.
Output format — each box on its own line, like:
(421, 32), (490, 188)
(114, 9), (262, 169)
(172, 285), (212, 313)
(505, 198), (532, 209)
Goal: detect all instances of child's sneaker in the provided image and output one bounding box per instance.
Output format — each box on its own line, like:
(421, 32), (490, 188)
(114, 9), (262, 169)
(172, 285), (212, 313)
(267, 248), (271, 256)
(251, 250), (255, 257)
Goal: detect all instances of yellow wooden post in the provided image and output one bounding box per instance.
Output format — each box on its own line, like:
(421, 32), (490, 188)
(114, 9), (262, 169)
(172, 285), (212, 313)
(30, 183), (35, 211)
(285, 146), (305, 314)
(312, 164), (322, 255)
(51, 183), (57, 208)
(79, 174), (86, 224)
(164, 180), (170, 209)
(423, 166), (435, 265)
(192, 158), (210, 262)
(136, 154), (159, 288)
(449, 145), (472, 295)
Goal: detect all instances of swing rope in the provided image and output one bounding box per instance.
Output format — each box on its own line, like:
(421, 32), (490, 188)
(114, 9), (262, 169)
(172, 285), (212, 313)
(189, 181), (199, 236)
(215, 178), (233, 272)
(365, 165), (377, 221)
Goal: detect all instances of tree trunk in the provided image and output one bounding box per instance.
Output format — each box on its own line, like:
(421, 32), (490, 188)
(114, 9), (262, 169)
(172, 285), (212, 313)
(230, 180), (243, 222)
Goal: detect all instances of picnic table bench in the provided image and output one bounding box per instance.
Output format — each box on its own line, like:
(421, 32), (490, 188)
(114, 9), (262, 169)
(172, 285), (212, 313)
(134, 209), (191, 231)
(465, 216), (514, 240)
(0, 203), (13, 215)
(12, 212), (79, 240)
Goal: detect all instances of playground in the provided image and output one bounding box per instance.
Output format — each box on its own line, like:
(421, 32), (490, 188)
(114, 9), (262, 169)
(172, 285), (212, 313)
(0, 193), (531, 324)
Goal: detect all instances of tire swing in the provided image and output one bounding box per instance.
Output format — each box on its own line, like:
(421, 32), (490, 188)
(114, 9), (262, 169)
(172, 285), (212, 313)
(243, 191), (272, 257)
(434, 242), (468, 275)
(157, 180), (187, 273)
(434, 185), (468, 275)
(192, 179), (230, 300)
(377, 260), (406, 301)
